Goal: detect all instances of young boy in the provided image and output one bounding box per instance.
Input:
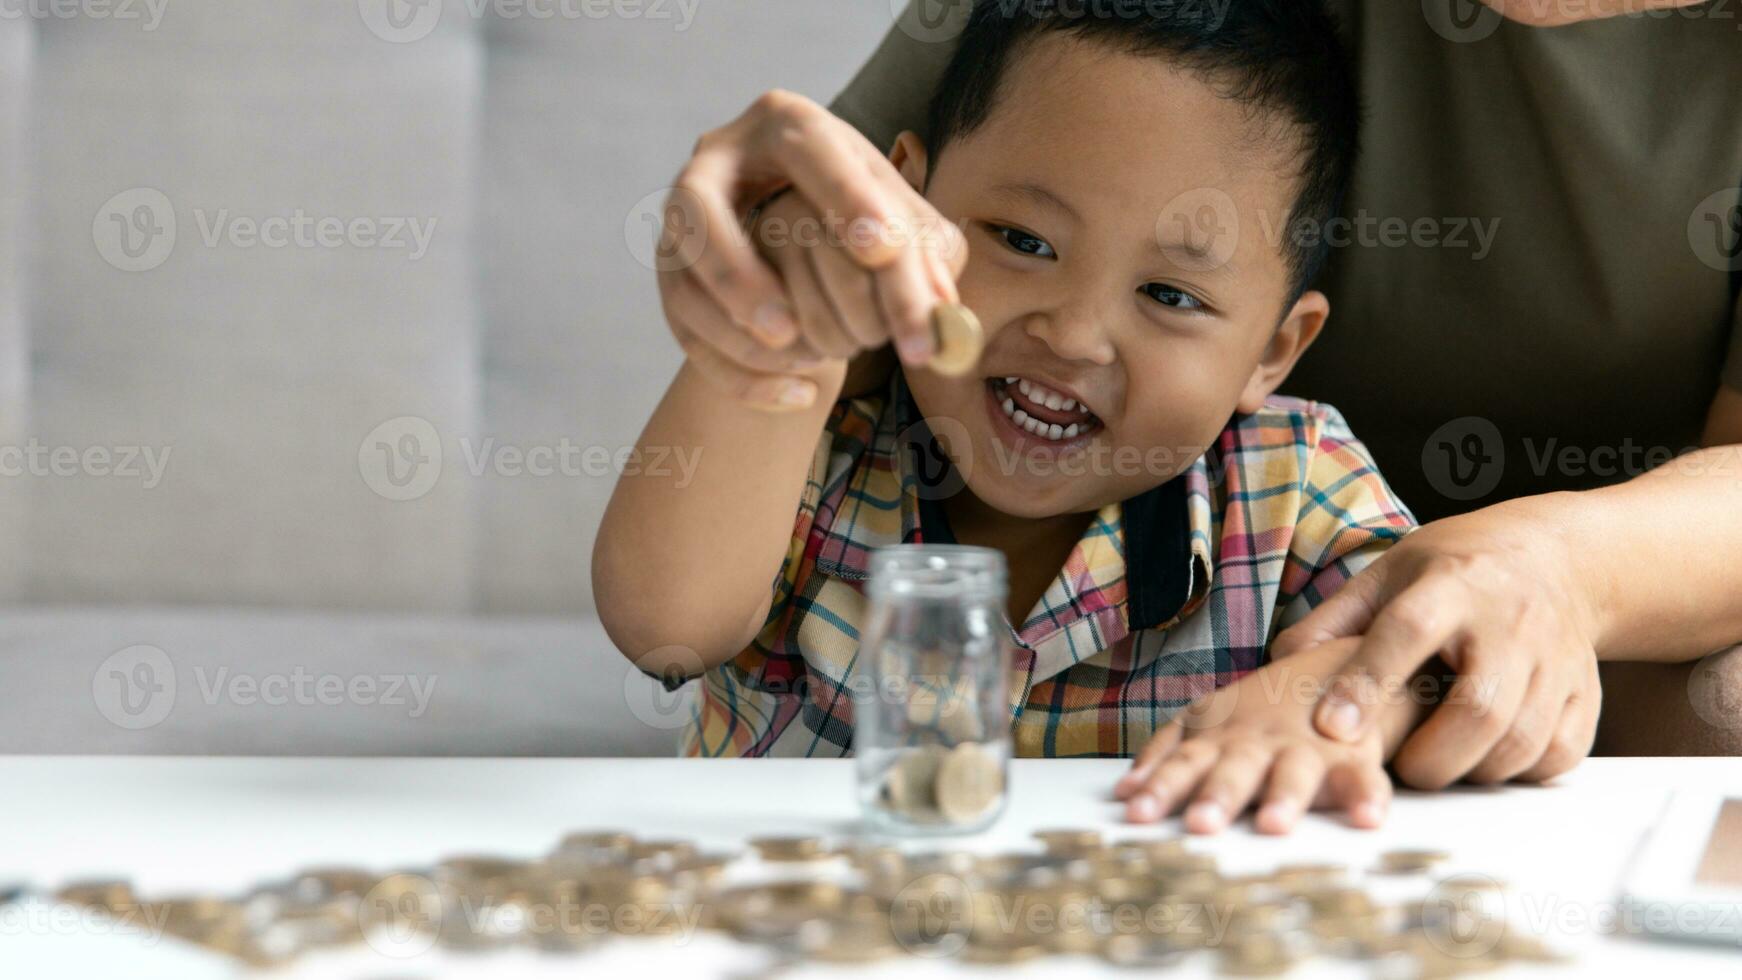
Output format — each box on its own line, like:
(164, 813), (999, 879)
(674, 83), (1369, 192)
(597, 1), (1422, 834)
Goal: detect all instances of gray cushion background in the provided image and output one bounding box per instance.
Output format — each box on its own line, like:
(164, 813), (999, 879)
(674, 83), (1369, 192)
(0, 0), (907, 754)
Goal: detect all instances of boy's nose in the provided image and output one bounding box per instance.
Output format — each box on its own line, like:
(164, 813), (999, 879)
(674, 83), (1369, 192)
(1021, 305), (1117, 367)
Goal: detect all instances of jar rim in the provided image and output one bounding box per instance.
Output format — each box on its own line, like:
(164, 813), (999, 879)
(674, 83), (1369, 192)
(866, 544), (1007, 600)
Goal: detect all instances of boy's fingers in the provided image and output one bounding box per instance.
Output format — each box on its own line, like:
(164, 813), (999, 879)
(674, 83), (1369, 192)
(677, 336), (817, 411)
(1115, 721), (1183, 799)
(775, 242), (860, 359)
(742, 92), (903, 262)
(1125, 742), (1218, 824)
(806, 237), (886, 352)
(1255, 745), (1326, 835)
(669, 154), (797, 349)
(1394, 650), (1529, 790)
(1312, 573), (1467, 742)
(1324, 761), (1392, 829)
(875, 245), (940, 367)
(1185, 742), (1271, 835)
(665, 270), (828, 376)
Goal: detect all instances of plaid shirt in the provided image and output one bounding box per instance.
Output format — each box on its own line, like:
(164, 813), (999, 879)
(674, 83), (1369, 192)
(676, 372), (1415, 758)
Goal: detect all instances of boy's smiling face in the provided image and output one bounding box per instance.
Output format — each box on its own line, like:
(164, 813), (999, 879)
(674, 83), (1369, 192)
(896, 33), (1329, 520)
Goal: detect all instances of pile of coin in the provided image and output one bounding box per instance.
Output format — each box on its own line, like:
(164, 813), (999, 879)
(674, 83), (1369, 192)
(29, 829), (1567, 975)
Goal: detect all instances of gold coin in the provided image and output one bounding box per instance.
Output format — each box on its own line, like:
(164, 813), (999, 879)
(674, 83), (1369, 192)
(1102, 933), (1187, 968)
(1378, 849), (1451, 874)
(1033, 828), (1102, 855)
(56, 879), (136, 913)
(934, 741), (1004, 825)
(928, 302), (984, 377)
(749, 835), (825, 862)
(1219, 932), (1303, 976)
(884, 745), (947, 817)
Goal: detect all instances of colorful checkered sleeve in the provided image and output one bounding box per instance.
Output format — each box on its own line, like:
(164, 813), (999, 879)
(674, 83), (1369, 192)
(1272, 402), (1417, 636)
(677, 395), (882, 756)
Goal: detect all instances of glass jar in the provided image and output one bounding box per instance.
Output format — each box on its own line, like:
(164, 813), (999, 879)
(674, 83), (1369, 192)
(855, 545), (1011, 835)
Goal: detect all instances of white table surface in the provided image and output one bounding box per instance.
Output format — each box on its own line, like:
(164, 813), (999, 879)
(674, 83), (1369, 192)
(2, 756), (1740, 978)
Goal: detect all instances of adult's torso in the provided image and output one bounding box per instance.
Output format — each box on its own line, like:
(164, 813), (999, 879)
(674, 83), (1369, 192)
(1288, 1), (1742, 521)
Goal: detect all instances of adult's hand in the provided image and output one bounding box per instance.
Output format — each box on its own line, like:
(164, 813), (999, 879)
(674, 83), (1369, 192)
(658, 90), (967, 410)
(1270, 498), (1603, 789)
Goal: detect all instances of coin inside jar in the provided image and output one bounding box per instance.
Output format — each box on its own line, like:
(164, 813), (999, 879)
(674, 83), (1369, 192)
(934, 741), (1004, 825)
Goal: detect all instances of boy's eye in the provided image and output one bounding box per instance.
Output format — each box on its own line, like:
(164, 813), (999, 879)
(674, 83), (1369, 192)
(992, 224), (1056, 259)
(1141, 283), (1205, 312)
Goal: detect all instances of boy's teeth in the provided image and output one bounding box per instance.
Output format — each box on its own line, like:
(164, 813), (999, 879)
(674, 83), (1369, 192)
(996, 383), (1095, 442)
(1002, 376), (1088, 420)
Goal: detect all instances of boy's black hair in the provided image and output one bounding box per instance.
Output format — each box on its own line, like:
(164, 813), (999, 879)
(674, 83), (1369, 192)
(923, 0), (1360, 300)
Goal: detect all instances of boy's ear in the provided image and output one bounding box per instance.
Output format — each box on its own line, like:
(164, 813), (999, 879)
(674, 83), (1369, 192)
(1235, 290), (1329, 415)
(889, 131), (929, 193)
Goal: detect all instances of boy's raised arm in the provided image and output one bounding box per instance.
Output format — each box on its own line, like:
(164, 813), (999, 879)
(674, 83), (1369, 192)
(592, 359), (847, 675)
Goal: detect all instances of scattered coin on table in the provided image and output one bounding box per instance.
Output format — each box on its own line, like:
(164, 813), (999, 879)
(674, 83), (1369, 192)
(21, 830), (1567, 974)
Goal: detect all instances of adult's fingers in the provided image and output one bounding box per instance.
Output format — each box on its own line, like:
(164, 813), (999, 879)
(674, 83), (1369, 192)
(1255, 745), (1327, 835)
(1392, 649), (1530, 791)
(1311, 572), (1469, 742)
(1463, 664), (1566, 785)
(1269, 559), (1387, 660)
(1516, 659), (1600, 783)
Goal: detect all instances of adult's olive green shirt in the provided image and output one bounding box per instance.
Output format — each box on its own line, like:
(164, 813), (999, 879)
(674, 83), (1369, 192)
(830, 1), (1742, 522)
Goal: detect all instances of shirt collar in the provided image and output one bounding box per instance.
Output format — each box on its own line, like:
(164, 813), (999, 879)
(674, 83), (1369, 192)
(814, 371), (1212, 633)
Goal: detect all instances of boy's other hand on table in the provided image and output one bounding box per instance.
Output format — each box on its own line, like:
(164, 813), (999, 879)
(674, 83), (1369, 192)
(1114, 638), (1420, 836)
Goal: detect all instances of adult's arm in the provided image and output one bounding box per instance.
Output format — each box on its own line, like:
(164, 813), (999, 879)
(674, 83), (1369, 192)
(1279, 286), (1742, 772)
(827, 0), (961, 155)
(1482, 0), (1712, 26)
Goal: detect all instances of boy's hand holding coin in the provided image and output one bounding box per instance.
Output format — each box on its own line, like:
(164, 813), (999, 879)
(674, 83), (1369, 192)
(656, 92), (973, 410)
